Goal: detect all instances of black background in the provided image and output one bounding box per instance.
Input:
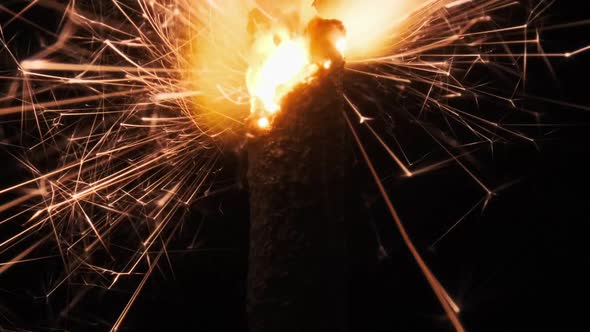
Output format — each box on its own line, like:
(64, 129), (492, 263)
(1, 1), (589, 331)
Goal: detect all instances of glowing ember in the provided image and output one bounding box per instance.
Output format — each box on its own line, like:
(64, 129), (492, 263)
(246, 15), (346, 129)
(335, 37), (347, 55)
(257, 117), (271, 129)
(247, 36), (315, 122)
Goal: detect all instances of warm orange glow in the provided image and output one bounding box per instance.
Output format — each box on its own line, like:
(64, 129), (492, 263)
(257, 117), (270, 129)
(314, 0), (427, 58)
(4, 2), (586, 332)
(245, 6), (353, 129)
(246, 34), (317, 116)
(242, 0), (428, 128)
(335, 37), (347, 55)
(187, 0), (427, 130)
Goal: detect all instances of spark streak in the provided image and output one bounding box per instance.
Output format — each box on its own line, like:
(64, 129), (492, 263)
(1, 0), (588, 330)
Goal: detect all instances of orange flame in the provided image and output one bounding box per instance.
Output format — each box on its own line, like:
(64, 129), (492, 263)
(246, 11), (348, 129)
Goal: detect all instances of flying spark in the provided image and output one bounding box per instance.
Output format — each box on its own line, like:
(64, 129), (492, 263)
(1, 0), (588, 330)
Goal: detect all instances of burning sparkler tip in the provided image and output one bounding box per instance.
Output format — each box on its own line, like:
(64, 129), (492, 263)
(257, 117), (270, 129)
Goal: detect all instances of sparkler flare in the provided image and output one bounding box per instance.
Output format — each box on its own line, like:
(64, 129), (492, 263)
(246, 4), (346, 128)
(1, 0), (589, 330)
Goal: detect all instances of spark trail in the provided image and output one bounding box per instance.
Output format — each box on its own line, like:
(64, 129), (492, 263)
(0, 0), (588, 330)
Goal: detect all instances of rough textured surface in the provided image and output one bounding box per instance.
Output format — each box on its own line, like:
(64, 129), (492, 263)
(247, 62), (356, 332)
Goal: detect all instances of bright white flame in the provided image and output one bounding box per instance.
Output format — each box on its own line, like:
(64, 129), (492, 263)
(257, 117), (270, 129)
(336, 37), (347, 55)
(247, 37), (312, 114)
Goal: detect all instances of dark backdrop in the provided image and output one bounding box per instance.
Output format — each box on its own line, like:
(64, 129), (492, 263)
(1, 1), (588, 331)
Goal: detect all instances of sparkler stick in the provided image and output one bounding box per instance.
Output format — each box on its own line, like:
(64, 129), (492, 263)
(246, 18), (353, 332)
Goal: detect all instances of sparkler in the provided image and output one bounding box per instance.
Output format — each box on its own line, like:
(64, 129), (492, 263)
(246, 16), (350, 332)
(1, 0), (588, 331)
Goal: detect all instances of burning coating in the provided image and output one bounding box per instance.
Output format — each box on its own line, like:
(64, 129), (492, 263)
(247, 58), (352, 332)
(246, 11), (347, 130)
